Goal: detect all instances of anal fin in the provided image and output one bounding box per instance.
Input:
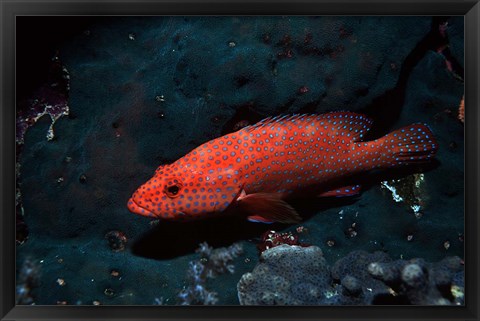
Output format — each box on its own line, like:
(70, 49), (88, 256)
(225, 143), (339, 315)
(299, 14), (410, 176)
(247, 215), (275, 224)
(318, 185), (361, 197)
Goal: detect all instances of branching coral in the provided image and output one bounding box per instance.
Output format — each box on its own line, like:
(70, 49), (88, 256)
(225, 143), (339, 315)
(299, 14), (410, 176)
(178, 242), (243, 305)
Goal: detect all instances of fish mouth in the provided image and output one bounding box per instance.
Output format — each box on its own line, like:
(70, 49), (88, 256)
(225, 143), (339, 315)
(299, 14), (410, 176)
(127, 197), (156, 218)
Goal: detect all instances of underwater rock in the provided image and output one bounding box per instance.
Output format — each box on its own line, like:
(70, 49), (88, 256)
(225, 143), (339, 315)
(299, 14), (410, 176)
(367, 255), (464, 305)
(341, 275), (362, 296)
(331, 250), (392, 304)
(237, 244), (332, 305)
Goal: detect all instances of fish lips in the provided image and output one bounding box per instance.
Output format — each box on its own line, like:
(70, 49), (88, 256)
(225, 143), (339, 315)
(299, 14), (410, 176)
(127, 197), (157, 218)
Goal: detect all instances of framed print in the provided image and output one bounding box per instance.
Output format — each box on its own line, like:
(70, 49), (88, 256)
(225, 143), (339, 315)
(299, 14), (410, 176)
(1, 1), (479, 320)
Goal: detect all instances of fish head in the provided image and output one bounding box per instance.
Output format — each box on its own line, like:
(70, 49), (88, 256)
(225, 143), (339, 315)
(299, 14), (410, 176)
(127, 164), (244, 220)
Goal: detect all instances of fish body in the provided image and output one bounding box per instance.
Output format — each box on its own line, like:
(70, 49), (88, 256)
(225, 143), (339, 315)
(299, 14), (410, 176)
(128, 112), (437, 223)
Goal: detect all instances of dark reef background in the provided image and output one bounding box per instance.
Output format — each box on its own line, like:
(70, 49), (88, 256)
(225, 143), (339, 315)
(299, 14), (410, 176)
(16, 16), (464, 305)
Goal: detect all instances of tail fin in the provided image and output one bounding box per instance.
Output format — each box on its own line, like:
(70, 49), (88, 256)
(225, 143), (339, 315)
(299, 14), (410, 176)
(375, 123), (438, 167)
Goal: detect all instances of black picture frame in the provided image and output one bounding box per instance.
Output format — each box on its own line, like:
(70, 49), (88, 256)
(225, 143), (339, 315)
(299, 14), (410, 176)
(1, 1), (479, 320)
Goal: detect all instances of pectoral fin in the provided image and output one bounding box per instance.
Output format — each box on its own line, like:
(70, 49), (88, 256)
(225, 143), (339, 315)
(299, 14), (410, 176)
(236, 192), (302, 224)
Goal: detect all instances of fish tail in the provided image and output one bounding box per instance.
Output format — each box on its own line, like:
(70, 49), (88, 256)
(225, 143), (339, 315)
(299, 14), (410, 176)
(374, 123), (438, 166)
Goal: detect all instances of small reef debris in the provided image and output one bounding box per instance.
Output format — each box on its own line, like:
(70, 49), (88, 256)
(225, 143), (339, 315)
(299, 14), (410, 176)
(16, 258), (40, 305)
(153, 297), (165, 305)
(177, 242), (243, 305)
(105, 231), (128, 252)
(296, 225), (307, 233)
(298, 86), (309, 94)
(16, 170), (28, 244)
(210, 115), (222, 124)
(256, 230), (309, 253)
(104, 288), (115, 297)
(79, 174), (87, 184)
(128, 33), (135, 41)
(155, 95), (166, 102)
(16, 56), (70, 145)
(56, 278), (66, 286)
(436, 21), (464, 82)
(345, 222), (358, 238)
(443, 240), (451, 250)
(380, 173), (428, 218)
(458, 95), (464, 123)
(110, 269), (120, 277)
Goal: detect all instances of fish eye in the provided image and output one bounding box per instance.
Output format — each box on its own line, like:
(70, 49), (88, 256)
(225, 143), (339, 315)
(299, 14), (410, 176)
(164, 179), (183, 198)
(168, 185), (179, 195)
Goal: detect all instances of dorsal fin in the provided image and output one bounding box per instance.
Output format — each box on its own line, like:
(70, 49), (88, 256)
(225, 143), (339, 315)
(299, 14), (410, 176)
(240, 114), (296, 132)
(239, 111), (373, 141)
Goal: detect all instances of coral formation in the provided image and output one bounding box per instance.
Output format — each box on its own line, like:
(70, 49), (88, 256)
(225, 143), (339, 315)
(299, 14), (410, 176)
(368, 256), (464, 305)
(238, 245), (464, 305)
(238, 245), (332, 305)
(178, 242), (243, 305)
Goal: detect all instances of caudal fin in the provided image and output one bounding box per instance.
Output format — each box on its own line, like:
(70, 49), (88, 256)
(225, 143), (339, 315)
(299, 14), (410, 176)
(376, 123), (438, 167)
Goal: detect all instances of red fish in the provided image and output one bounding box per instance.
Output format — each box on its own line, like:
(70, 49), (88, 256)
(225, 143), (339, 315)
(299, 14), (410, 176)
(127, 112), (437, 223)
